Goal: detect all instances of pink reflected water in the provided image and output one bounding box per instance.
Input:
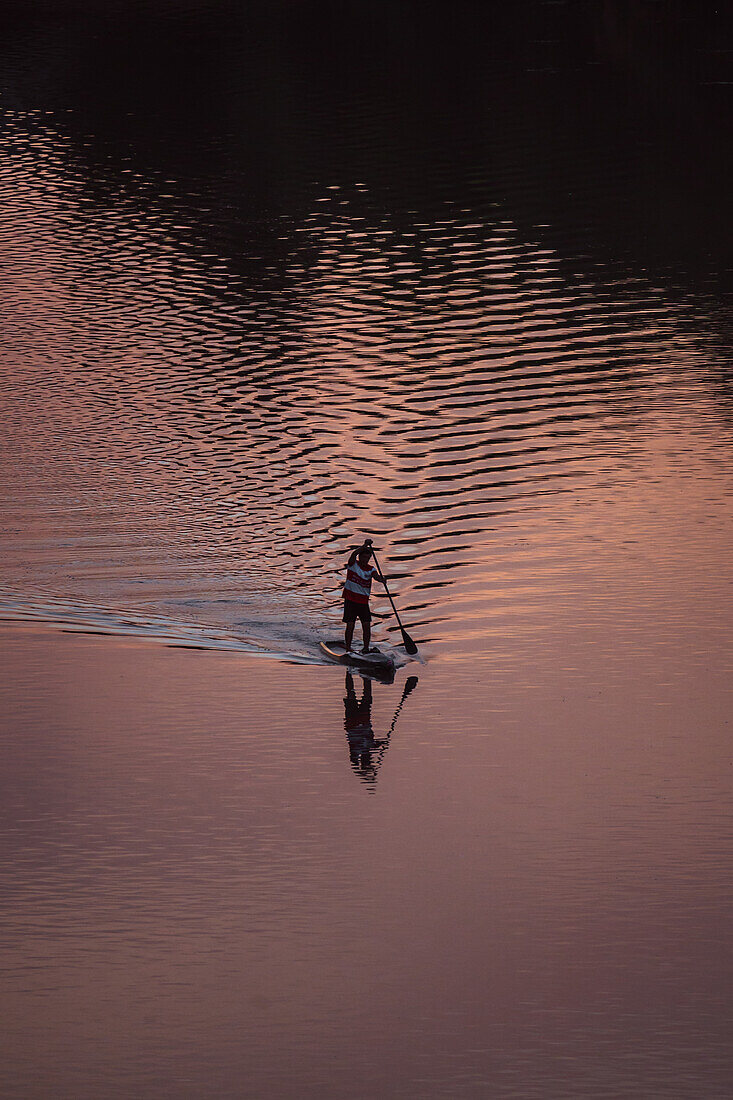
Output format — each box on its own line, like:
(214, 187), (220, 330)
(1, 614), (731, 1098)
(2, 6), (733, 1096)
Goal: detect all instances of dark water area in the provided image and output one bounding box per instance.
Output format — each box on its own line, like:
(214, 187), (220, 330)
(1, 3), (732, 1097)
(3, 1), (733, 271)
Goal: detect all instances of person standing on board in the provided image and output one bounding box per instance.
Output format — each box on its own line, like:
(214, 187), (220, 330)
(343, 538), (386, 654)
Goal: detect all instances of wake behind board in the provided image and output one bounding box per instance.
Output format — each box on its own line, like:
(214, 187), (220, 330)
(320, 640), (396, 672)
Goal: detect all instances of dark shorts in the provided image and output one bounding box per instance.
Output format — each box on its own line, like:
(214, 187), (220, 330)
(343, 599), (371, 624)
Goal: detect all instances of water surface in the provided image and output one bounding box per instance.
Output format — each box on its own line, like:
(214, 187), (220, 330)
(1, 3), (732, 1097)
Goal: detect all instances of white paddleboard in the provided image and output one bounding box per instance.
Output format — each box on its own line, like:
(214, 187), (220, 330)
(320, 640), (396, 672)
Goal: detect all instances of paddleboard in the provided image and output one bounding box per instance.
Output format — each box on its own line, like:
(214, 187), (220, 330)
(320, 640), (396, 672)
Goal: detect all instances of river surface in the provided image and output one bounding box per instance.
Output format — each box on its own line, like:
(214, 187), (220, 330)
(1, 3), (732, 1097)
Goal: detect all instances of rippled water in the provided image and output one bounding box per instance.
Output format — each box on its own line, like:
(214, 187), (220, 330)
(1, 3), (732, 1097)
(2, 106), (730, 665)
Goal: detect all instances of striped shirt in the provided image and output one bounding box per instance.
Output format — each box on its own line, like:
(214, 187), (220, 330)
(344, 562), (378, 605)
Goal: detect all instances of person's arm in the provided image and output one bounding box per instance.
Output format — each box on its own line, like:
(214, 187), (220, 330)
(360, 540), (385, 583)
(346, 539), (371, 568)
(341, 549), (359, 595)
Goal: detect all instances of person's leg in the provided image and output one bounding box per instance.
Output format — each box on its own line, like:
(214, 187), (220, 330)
(345, 620), (355, 651)
(361, 616), (371, 652)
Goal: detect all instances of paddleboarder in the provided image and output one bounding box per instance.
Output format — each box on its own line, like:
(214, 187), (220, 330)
(342, 538), (386, 654)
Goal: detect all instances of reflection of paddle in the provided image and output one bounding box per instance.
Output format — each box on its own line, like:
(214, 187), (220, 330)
(367, 543), (418, 656)
(386, 675), (419, 737)
(368, 674), (418, 775)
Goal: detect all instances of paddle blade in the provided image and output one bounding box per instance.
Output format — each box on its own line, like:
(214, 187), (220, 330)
(401, 628), (418, 656)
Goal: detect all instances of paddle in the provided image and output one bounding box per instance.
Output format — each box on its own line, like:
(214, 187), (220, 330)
(366, 541), (419, 656)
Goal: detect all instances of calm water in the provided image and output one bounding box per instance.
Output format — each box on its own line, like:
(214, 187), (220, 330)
(1, 3), (732, 1097)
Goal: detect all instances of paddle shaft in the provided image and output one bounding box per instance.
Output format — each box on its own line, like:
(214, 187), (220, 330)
(368, 546), (418, 654)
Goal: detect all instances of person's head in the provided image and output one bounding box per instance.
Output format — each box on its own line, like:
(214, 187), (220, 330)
(357, 544), (372, 566)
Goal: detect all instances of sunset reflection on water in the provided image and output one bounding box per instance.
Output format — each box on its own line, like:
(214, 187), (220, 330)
(1, 112), (730, 665)
(1, 2), (732, 1097)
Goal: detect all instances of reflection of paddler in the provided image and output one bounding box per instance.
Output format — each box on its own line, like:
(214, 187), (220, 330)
(343, 672), (387, 784)
(342, 672), (419, 785)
